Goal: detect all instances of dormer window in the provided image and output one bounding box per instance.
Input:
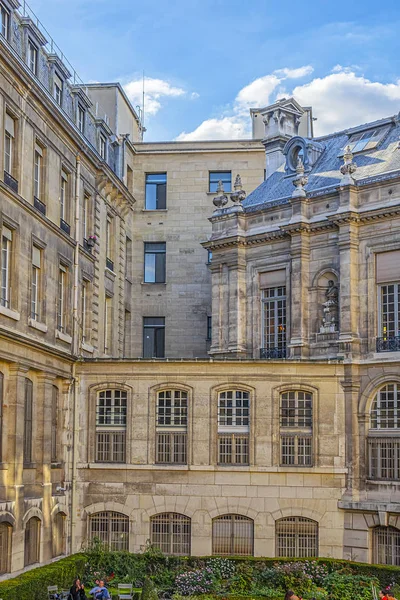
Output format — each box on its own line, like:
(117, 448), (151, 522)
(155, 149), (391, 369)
(28, 40), (38, 75)
(99, 133), (107, 160)
(77, 104), (85, 133)
(53, 73), (63, 106)
(283, 136), (325, 176)
(1, 4), (10, 40)
(346, 125), (390, 154)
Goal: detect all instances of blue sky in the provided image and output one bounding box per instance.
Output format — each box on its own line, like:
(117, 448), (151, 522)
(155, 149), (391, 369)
(29, 0), (400, 141)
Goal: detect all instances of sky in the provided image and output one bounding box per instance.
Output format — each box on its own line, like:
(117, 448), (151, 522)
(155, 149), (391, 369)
(28, 0), (400, 142)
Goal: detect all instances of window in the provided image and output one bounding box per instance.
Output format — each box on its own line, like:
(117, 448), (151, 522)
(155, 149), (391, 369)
(373, 526), (400, 566)
(212, 514), (253, 556)
(82, 193), (89, 243)
(4, 113), (15, 176)
(150, 513), (190, 556)
(1, 225), (12, 308)
(125, 236), (132, 280)
(276, 517), (318, 557)
(261, 286), (286, 358)
(124, 310), (131, 358)
(89, 512), (129, 550)
(156, 390), (188, 464)
(106, 216), (113, 271)
(280, 391), (313, 466)
(0, 4), (10, 40)
(99, 133), (107, 160)
(0, 372), (3, 463)
(207, 316), (212, 341)
(218, 390), (249, 465)
(209, 171), (231, 193)
(346, 125), (390, 154)
(24, 517), (40, 566)
(144, 242), (166, 283)
(81, 280), (89, 344)
(33, 143), (43, 200)
(207, 249), (212, 264)
(57, 265), (67, 332)
(53, 73), (63, 106)
(145, 173), (167, 210)
(51, 386), (58, 463)
(53, 512), (66, 557)
(378, 283), (400, 351)
(77, 104), (85, 133)
(31, 245), (41, 321)
(0, 522), (11, 575)
(143, 317), (165, 358)
(95, 389), (127, 463)
(28, 40), (38, 75)
(126, 164), (133, 191)
(104, 295), (112, 354)
(60, 170), (69, 231)
(368, 383), (400, 480)
(23, 378), (33, 464)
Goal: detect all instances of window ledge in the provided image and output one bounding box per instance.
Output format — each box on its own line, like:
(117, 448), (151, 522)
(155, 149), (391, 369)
(56, 329), (72, 344)
(141, 282), (167, 286)
(51, 462), (63, 469)
(0, 305), (20, 321)
(141, 209), (168, 213)
(82, 342), (94, 354)
(23, 462), (37, 469)
(28, 318), (48, 333)
(372, 351), (400, 360)
(105, 267), (116, 279)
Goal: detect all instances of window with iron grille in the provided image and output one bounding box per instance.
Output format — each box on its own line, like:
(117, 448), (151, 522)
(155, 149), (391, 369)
(373, 526), (400, 566)
(218, 390), (249, 465)
(212, 514), (254, 556)
(95, 390), (127, 463)
(276, 517), (318, 557)
(156, 390), (187, 464)
(89, 511), (129, 551)
(150, 513), (191, 556)
(262, 287), (286, 354)
(24, 517), (41, 566)
(0, 522), (11, 575)
(368, 383), (400, 480)
(280, 391), (312, 466)
(31, 245), (41, 321)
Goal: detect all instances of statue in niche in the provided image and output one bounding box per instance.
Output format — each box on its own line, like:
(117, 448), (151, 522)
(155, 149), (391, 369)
(320, 279), (339, 333)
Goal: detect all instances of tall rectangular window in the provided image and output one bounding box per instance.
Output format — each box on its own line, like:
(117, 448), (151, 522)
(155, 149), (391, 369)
(1, 4), (10, 40)
(104, 296), (112, 354)
(207, 316), (212, 341)
(376, 251), (400, 352)
(144, 242), (166, 283)
(106, 216), (114, 271)
(261, 286), (286, 358)
(99, 133), (107, 160)
(280, 391), (313, 466)
(60, 170), (68, 221)
(209, 171), (231, 193)
(145, 173), (167, 210)
(96, 390), (127, 463)
(125, 236), (132, 280)
(81, 280), (88, 343)
(143, 317), (165, 358)
(57, 265), (67, 331)
(4, 113), (15, 175)
(28, 40), (38, 75)
(156, 390), (188, 464)
(77, 104), (85, 133)
(124, 309), (131, 358)
(31, 245), (41, 321)
(51, 386), (58, 463)
(24, 378), (33, 464)
(53, 73), (63, 106)
(82, 193), (89, 242)
(218, 390), (250, 465)
(33, 143), (43, 200)
(1, 225), (12, 309)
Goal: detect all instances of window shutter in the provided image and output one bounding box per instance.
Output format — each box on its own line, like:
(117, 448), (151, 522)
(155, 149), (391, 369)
(376, 250), (400, 283)
(5, 114), (15, 137)
(259, 269), (286, 288)
(32, 246), (41, 268)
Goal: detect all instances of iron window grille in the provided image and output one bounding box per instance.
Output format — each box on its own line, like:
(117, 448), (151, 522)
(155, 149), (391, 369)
(218, 390), (250, 465)
(368, 383), (400, 480)
(24, 517), (40, 566)
(156, 390), (188, 464)
(212, 514), (254, 556)
(95, 390), (127, 463)
(373, 526), (400, 566)
(150, 513), (191, 556)
(145, 173), (167, 210)
(207, 316), (212, 341)
(370, 383), (400, 429)
(276, 517), (318, 558)
(261, 286), (286, 358)
(0, 522), (11, 574)
(209, 171), (231, 193)
(378, 283), (400, 352)
(280, 391), (313, 466)
(89, 511), (129, 551)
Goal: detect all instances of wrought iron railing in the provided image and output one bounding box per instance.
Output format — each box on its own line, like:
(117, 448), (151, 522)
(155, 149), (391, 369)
(34, 196), (46, 215)
(260, 346), (287, 359)
(376, 336), (400, 353)
(4, 171), (18, 193)
(106, 257), (114, 271)
(60, 218), (70, 235)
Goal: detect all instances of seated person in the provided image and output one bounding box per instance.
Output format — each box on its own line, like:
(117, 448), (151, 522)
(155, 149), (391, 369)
(69, 578), (86, 599)
(89, 580), (111, 600)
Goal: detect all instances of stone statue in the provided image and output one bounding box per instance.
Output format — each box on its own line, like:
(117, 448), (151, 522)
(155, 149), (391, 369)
(320, 280), (339, 333)
(230, 174), (246, 205)
(212, 180), (228, 210)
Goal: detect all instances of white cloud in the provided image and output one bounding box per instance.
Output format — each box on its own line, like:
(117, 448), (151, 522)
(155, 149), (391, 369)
(176, 117), (249, 142)
(124, 77), (186, 116)
(274, 66), (314, 79)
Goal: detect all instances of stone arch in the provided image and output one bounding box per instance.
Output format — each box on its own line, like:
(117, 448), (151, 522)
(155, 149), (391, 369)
(88, 382), (133, 394)
(359, 374), (400, 416)
(51, 503), (69, 517)
(0, 511), (15, 527)
(270, 506), (324, 523)
(311, 267), (339, 289)
(143, 498), (196, 521)
(22, 507), (43, 528)
(208, 505), (259, 521)
(82, 502), (132, 518)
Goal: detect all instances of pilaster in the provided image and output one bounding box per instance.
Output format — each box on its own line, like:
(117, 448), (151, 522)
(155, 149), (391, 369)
(227, 256), (247, 357)
(337, 219), (360, 357)
(288, 228), (310, 357)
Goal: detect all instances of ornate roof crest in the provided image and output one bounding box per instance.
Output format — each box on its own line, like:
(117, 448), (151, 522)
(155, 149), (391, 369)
(212, 180), (228, 210)
(230, 174), (246, 205)
(292, 158), (308, 198)
(340, 145), (357, 185)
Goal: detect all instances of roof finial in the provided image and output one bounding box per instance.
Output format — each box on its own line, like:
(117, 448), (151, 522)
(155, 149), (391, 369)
(212, 180), (228, 210)
(340, 145), (357, 185)
(292, 157), (308, 198)
(230, 174), (246, 205)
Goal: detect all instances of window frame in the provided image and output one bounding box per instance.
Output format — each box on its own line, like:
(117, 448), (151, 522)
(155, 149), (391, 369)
(57, 264), (67, 332)
(217, 390), (250, 466)
(209, 171), (232, 193)
(212, 514), (254, 556)
(53, 72), (63, 106)
(24, 516), (41, 566)
(373, 526), (400, 566)
(280, 390), (313, 467)
(150, 513), (191, 556)
(145, 173), (167, 210)
(51, 385), (58, 463)
(27, 39), (38, 75)
(368, 383), (400, 481)
(76, 103), (85, 133)
(23, 378), (33, 465)
(4, 112), (16, 177)
(89, 511), (129, 551)
(156, 390), (188, 465)
(275, 516), (319, 558)
(0, 521), (12, 575)
(378, 282), (400, 340)
(144, 242), (166, 284)
(143, 317), (165, 358)
(30, 245), (41, 321)
(95, 389), (127, 463)
(1, 224), (12, 309)
(261, 286), (287, 355)
(0, 3), (10, 41)
(99, 133), (107, 160)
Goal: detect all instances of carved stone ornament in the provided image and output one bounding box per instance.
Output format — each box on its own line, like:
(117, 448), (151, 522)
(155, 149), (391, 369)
(320, 280), (339, 333)
(340, 145), (357, 185)
(292, 157), (308, 198)
(230, 174), (246, 205)
(212, 180), (228, 210)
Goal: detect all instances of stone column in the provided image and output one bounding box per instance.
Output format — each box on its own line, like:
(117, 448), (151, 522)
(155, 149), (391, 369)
(227, 254), (247, 357)
(209, 262), (229, 355)
(288, 228), (310, 358)
(337, 219), (360, 356)
(341, 369), (361, 501)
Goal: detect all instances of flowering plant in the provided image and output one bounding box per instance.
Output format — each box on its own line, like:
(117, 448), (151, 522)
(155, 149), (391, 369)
(175, 567), (214, 596)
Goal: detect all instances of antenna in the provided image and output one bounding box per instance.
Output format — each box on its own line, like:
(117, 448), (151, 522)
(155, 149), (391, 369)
(142, 70), (145, 141)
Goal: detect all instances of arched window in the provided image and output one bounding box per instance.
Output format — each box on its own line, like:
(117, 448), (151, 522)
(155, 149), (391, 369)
(156, 390), (187, 464)
(212, 514), (254, 556)
(374, 526), (400, 565)
(150, 513), (190, 556)
(276, 517), (318, 557)
(280, 391), (312, 466)
(53, 512), (66, 557)
(0, 521), (12, 574)
(24, 516), (41, 566)
(218, 390), (249, 465)
(96, 390), (127, 463)
(369, 383), (400, 480)
(89, 511), (129, 551)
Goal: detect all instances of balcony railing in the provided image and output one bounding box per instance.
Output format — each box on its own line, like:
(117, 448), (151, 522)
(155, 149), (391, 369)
(4, 171), (18, 194)
(260, 346), (287, 359)
(106, 257), (114, 271)
(34, 196), (46, 215)
(60, 218), (71, 235)
(376, 336), (400, 353)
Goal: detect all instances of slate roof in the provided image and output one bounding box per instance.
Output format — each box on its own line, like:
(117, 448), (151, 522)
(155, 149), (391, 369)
(244, 115), (400, 213)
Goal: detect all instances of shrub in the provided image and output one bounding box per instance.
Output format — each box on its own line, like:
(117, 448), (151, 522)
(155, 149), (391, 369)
(323, 572), (380, 600)
(175, 568), (215, 596)
(142, 576), (158, 600)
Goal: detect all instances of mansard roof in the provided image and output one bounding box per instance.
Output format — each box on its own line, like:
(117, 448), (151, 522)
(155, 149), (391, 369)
(244, 114), (400, 212)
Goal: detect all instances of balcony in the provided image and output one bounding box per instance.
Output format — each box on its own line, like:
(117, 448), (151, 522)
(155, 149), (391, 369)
(34, 196), (46, 215)
(60, 218), (71, 235)
(4, 171), (18, 194)
(106, 257), (114, 271)
(260, 346), (287, 359)
(376, 336), (400, 353)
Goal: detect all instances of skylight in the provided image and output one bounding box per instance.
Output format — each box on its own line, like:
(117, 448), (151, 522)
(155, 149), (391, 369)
(346, 125), (390, 153)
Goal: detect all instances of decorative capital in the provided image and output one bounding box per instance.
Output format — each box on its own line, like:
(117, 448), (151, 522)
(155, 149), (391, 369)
(230, 174), (246, 205)
(340, 145), (357, 185)
(212, 180), (228, 210)
(292, 158), (308, 198)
